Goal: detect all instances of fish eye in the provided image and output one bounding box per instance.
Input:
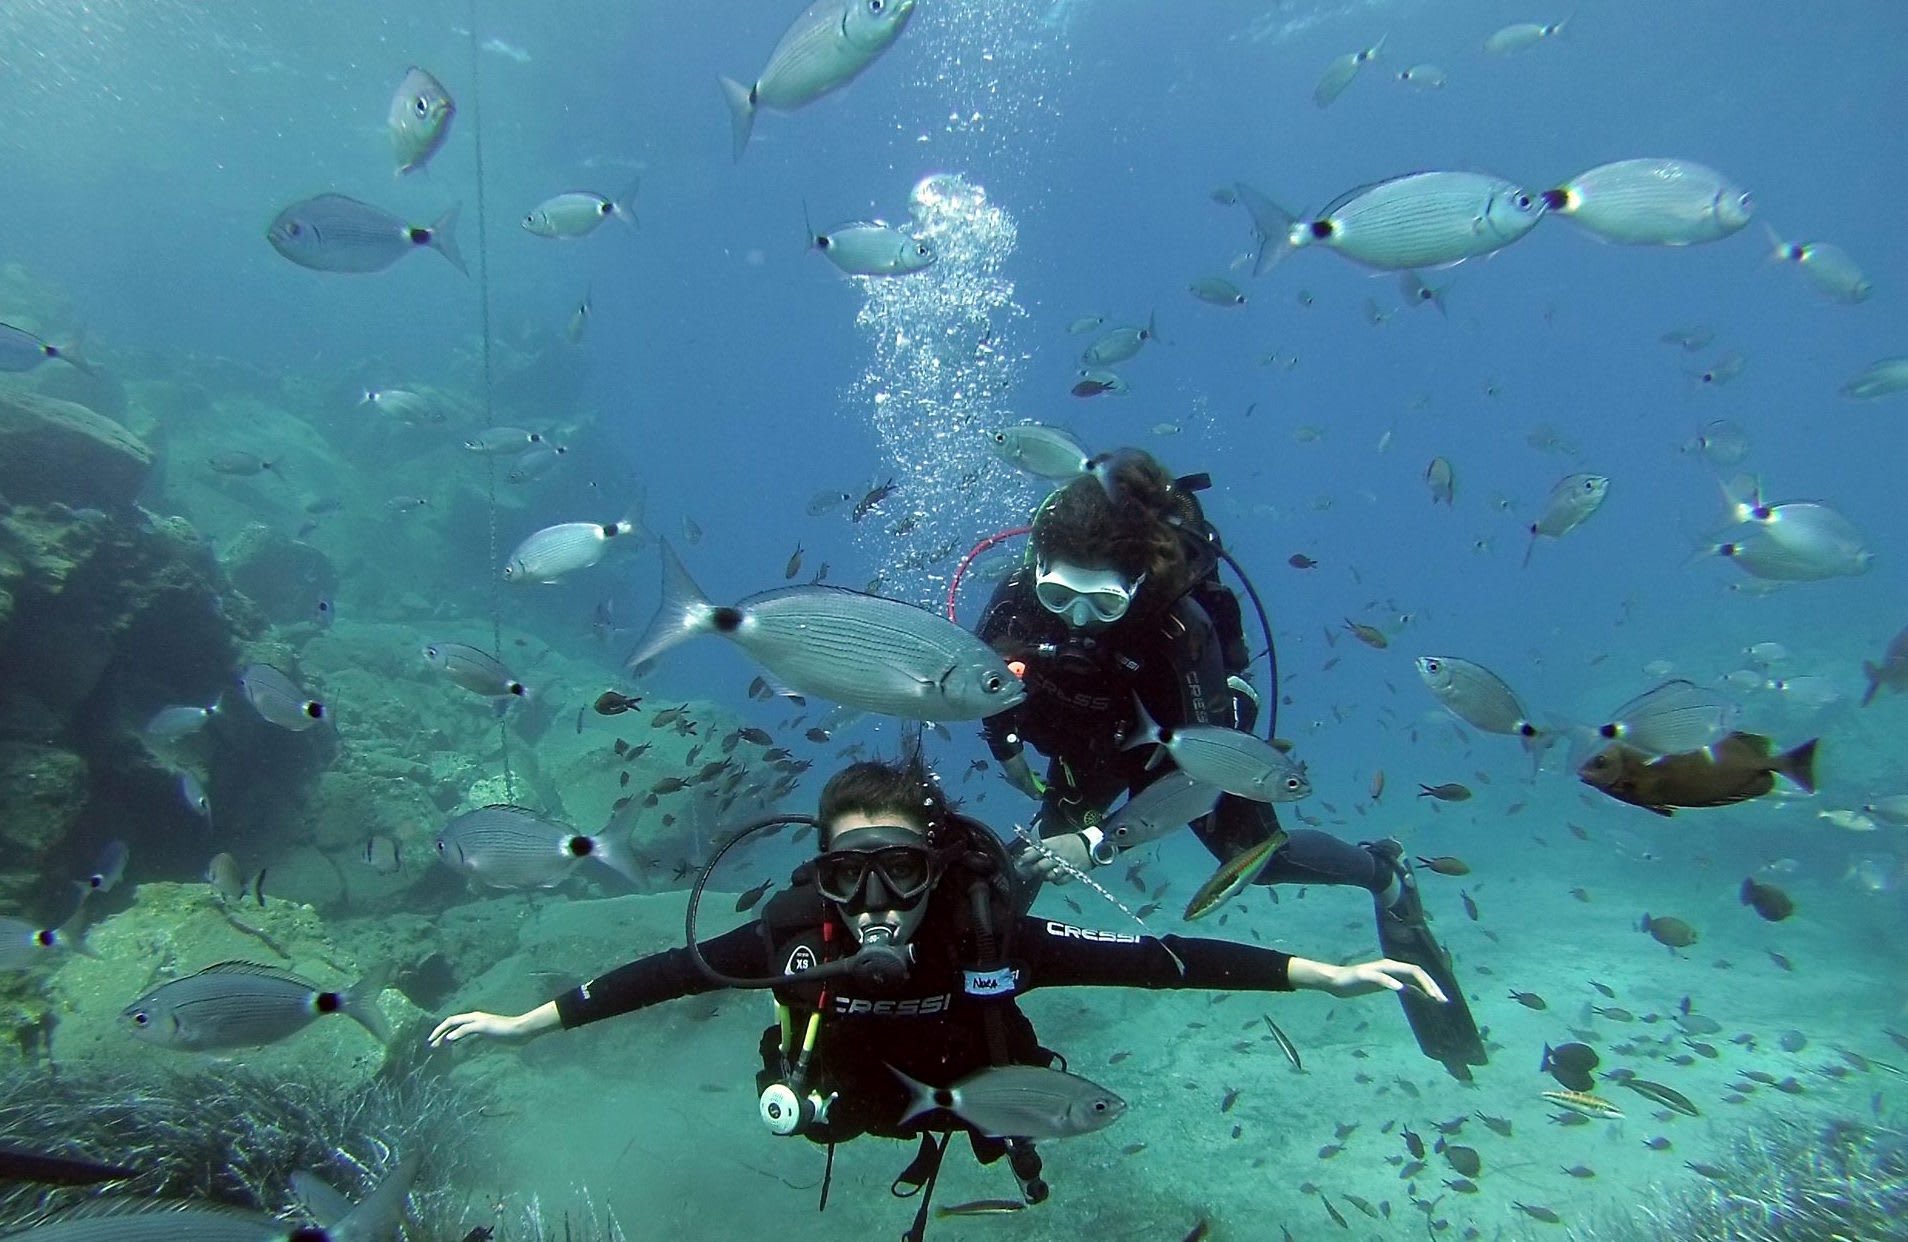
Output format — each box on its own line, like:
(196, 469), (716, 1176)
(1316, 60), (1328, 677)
(1515, 193), (1533, 209)
(286, 221), (302, 236)
(1423, 659), (1441, 673)
(869, 0), (884, 10)
(413, 95), (431, 116)
(984, 674), (1003, 692)
(1285, 777), (1304, 792)
(131, 1011), (150, 1026)
(916, 245), (930, 256)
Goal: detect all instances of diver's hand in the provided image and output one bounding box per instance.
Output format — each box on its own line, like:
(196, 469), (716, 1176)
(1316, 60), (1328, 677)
(1015, 831), (1091, 884)
(1288, 956), (1447, 1003)
(428, 1001), (559, 1047)
(1000, 754), (1046, 799)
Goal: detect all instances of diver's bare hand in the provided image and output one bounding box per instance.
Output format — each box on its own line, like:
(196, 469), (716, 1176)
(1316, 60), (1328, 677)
(1015, 831), (1091, 884)
(1289, 957), (1447, 1003)
(429, 1004), (556, 1047)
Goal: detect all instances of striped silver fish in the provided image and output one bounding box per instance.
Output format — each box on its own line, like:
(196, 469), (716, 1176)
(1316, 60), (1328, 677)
(503, 518), (639, 583)
(237, 664), (326, 731)
(1542, 159), (1752, 246)
(420, 641), (529, 699)
(0, 321), (89, 373)
(625, 541), (1025, 722)
(1237, 172), (1543, 273)
(1102, 771), (1223, 852)
(893, 1064), (1125, 1139)
(266, 194), (465, 275)
(121, 961), (389, 1052)
(720, 0), (917, 159)
(807, 216), (934, 276)
(435, 804), (638, 889)
(1122, 697), (1311, 803)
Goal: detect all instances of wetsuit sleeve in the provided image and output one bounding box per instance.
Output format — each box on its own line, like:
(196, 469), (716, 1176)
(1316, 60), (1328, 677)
(976, 573), (1031, 760)
(1013, 916), (1293, 993)
(1138, 596), (1231, 729)
(553, 923), (768, 1028)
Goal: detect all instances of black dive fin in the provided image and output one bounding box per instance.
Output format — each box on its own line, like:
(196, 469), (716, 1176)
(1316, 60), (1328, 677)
(1377, 901), (1487, 1073)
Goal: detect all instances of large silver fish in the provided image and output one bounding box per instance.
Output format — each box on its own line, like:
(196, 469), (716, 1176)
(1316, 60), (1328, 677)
(0, 321), (90, 373)
(1841, 356), (1908, 400)
(720, 0), (917, 160)
(626, 541), (1025, 721)
(502, 518), (639, 583)
(1523, 472), (1608, 566)
(1483, 19), (1568, 54)
(987, 424), (1092, 481)
(121, 961), (390, 1051)
(435, 804), (638, 889)
(267, 194), (465, 274)
(237, 664), (326, 731)
(1542, 159), (1752, 246)
(1122, 697), (1311, 803)
(1100, 771), (1223, 852)
(0, 913), (90, 971)
(1313, 35), (1383, 108)
(1414, 656), (1548, 755)
(521, 184), (638, 238)
(1765, 227), (1871, 303)
(388, 65), (455, 176)
(1079, 313), (1157, 367)
(807, 215), (934, 276)
(893, 1064), (1126, 1139)
(1236, 172), (1544, 273)
(420, 641), (529, 699)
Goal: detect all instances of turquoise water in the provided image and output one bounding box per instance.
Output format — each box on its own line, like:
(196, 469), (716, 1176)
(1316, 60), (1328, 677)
(1, 1), (1904, 1238)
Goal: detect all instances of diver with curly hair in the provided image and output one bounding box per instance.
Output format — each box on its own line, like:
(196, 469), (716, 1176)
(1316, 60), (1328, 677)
(974, 447), (1484, 1075)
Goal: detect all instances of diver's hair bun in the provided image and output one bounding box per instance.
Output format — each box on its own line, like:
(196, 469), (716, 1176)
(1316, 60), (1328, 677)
(1033, 449), (1191, 599)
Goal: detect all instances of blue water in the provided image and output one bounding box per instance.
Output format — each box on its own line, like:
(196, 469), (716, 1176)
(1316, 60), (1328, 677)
(2, 0), (1905, 1238)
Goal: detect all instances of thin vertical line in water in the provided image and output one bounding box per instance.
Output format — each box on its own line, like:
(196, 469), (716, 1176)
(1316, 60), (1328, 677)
(466, 0), (513, 800)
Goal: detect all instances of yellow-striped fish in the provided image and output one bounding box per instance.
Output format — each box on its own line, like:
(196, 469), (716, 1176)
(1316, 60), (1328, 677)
(1541, 1089), (1624, 1119)
(1184, 831), (1286, 921)
(936, 1200), (1026, 1217)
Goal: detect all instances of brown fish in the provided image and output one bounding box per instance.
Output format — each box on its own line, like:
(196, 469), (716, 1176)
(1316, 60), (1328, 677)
(1508, 989), (1547, 1011)
(1418, 782), (1472, 802)
(1513, 1202), (1563, 1224)
(784, 542), (804, 580)
(593, 690), (643, 716)
(1343, 619), (1389, 649)
(1289, 553), (1318, 569)
(1740, 876), (1794, 922)
(1640, 912), (1698, 949)
(1369, 769), (1385, 801)
(1861, 625), (1908, 706)
(1622, 1078), (1700, 1117)
(1460, 889), (1479, 921)
(1417, 854), (1469, 876)
(1578, 733), (1818, 817)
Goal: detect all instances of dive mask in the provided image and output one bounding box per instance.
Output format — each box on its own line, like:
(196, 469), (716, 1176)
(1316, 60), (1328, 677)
(1035, 560), (1142, 626)
(816, 825), (938, 908)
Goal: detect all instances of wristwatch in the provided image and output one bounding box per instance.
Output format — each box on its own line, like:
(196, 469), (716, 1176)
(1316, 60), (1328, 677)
(1080, 825), (1117, 867)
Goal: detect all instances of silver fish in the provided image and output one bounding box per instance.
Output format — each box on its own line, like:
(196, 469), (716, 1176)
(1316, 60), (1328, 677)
(1101, 771), (1223, 852)
(503, 518), (639, 583)
(1424, 456), (1455, 505)
(1239, 172), (1543, 273)
(204, 853), (266, 906)
(360, 386), (444, 424)
(1123, 697), (1311, 803)
(1080, 313), (1157, 367)
(521, 184), (638, 238)
(122, 961), (389, 1052)
(1523, 472), (1608, 565)
(720, 0), (918, 160)
(435, 804), (638, 889)
(237, 663), (326, 731)
(1188, 276), (1247, 306)
(1542, 159), (1752, 246)
(0, 912), (89, 971)
(77, 840), (130, 896)
(267, 194), (465, 274)
(1680, 418), (1749, 467)
(362, 835), (403, 875)
(1484, 19), (1568, 54)
(506, 443), (569, 484)
(893, 1064), (1126, 1139)
(0, 321), (89, 373)
(388, 65), (455, 176)
(387, 495), (430, 513)
(1398, 271), (1448, 314)
(1659, 325), (1715, 351)
(1414, 656), (1546, 753)
(1592, 680), (1741, 757)
(987, 424), (1092, 480)
(1314, 35), (1384, 108)
(178, 770), (212, 824)
(1841, 356), (1908, 400)
(1766, 227), (1871, 303)
(1704, 527), (1870, 581)
(808, 213), (934, 276)
(804, 488), (853, 516)
(421, 641), (529, 699)
(207, 450), (276, 476)
(464, 426), (544, 454)
(626, 541), (1025, 722)
(567, 287), (592, 343)
(144, 703), (217, 743)
(1066, 315), (1103, 335)
(1397, 64), (1446, 89)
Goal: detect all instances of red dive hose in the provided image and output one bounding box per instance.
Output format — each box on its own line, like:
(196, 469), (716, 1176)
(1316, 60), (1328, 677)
(944, 526), (1031, 621)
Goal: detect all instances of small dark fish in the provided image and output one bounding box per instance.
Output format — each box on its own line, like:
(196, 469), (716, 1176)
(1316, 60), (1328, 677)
(1321, 1195), (1348, 1229)
(1417, 854), (1470, 876)
(1642, 1136), (1672, 1151)
(1439, 1141), (1481, 1178)
(1444, 1177), (1478, 1194)
(1686, 1161), (1728, 1180)
(1768, 949), (1793, 972)
(1513, 1202), (1563, 1224)
(735, 878), (774, 911)
(1590, 980), (1616, 998)
(1641, 912), (1698, 949)
(1740, 876), (1794, 922)
(850, 478), (897, 522)
(1509, 989), (1547, 1011)
(1220, 1087), (1241, 1113)
(805, 727), (832, 743)
(1593, 1006), (1634, 1022)
(594, 691), (643, 716)
(1343, 619), (1388, 649)
(1401, 1126), (1425, 1159)
(785, 542), (804, 580)
(1542, 1041), (1599, 1091)
(0, 1145), (139, 1186)
(1418, 782), (1472, 802)
(1317, 1143), (1344, 1159)
(1460, 890), (1479, 921)
(1561, 1164), (1595, 1178)
(1288, 553), (1318, 569)
(1476, 1112), (1513, 1138)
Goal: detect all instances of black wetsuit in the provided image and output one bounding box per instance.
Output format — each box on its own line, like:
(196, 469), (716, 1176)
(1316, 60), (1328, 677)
(553, 881), (1295, 1144)
(976, 566), (1382, 893)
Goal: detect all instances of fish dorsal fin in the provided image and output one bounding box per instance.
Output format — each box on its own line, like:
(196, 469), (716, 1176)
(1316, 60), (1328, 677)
(197, 960), (311, 985)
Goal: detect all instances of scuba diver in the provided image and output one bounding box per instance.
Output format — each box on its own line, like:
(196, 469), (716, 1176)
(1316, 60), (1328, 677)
(971, 447), (1486, 1077)
(429, 757), (1446, 1239)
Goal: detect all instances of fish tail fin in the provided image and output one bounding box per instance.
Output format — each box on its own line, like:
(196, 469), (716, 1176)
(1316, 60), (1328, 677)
(333, 1152), (421, 1242)
(887, 1063), (937, 1126)
(55, 902), (98, 959)
(429, 203), (468, 275)
(1521, 526), (1539, 568)
(589, 832), (643, 887)
(615, 177), (641, 228)
(51, 328), (95, 375)
(1717, 471), (1762, 523)
(1121, 693), (1162, 755)
(625, 540), (717, 673)
(1761, 223), (1795, 264)
(1429, 280), (1450, 317)
(1861, 662), (1881, 707)
(1546, 714), (1603, 774)
(342, 962), (394, 1045)
(1231, 182), (1297, 275)
(1519, 722), (1560, 773)
(1775, 737), (1818, 793)
(802, 199), (819, 251)
(719, 76), (755, 161)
